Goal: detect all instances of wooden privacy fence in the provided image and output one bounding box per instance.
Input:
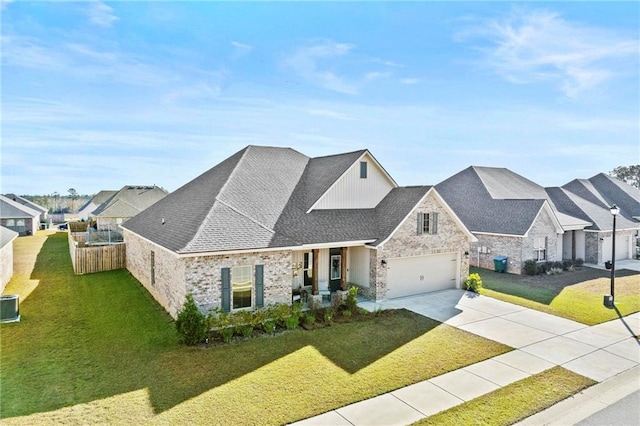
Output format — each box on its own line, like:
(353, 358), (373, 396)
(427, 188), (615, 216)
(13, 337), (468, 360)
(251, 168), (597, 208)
(68, 232), (126, 275)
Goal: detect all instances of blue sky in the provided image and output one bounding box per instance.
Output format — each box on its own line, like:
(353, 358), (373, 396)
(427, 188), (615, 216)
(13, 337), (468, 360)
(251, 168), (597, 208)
(2, 1), (638, 196)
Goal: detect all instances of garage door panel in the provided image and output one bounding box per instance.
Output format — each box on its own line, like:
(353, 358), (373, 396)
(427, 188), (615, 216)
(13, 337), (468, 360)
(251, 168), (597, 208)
(387, 253), (458, 299)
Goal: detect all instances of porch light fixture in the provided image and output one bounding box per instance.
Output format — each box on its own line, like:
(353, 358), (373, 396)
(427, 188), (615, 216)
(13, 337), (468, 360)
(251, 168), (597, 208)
(381, 259), (387, 266)
(604, 204), (620, 308)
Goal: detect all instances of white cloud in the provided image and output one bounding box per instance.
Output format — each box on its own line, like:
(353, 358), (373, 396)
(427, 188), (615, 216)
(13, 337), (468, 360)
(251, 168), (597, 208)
(87, 1), (118, 28)
(231, 41), (253, 60)
(401, 78), (421, 85)
(458, 8), (638, 98)
(286, 40), (358, 94)
(285, 40), (398, 95)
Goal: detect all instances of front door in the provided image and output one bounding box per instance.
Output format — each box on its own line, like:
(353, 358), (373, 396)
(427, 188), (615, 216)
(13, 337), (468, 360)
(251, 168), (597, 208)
(329, 248), (342, 292)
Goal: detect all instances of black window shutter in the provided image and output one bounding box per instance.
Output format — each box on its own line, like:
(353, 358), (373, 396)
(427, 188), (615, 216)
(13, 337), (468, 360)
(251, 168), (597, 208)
(417, 212), (424, 235)
(255, 265), (264, 308)
(432, 212), (439, 234)
(221, 267), (231, 312)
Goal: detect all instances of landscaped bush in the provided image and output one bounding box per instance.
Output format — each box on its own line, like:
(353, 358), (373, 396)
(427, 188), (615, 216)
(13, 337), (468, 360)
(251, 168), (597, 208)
(524, 260), (537, 276)
(546, 267), (563, 275)
(175, 294), (208, 346)
(345, 286), (358, 311)
(575, 258), (584, 266)
(463, 273), (483, 293)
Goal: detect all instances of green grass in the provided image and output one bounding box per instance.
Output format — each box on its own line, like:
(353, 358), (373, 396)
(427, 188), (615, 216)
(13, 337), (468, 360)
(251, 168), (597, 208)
(475, 267), (640, 325)
(414, 366), (596, 426)
(1, 233), (511, 425)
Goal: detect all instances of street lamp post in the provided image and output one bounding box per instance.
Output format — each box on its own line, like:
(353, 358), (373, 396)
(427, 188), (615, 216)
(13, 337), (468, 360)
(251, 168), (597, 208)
(605, 204), (620, 308)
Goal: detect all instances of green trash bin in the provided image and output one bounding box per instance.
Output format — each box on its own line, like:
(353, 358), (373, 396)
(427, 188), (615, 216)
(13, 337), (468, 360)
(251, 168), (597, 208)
(493, 256), (507, 273)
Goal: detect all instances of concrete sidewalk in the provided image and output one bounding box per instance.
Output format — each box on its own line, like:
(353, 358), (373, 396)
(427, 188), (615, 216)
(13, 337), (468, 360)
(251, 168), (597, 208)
(292, 290), (640, 426)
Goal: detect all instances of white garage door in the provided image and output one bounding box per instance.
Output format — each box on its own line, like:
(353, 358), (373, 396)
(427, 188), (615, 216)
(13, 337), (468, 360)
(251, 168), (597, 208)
(602, 235), (629, 262)
(386, 252), (458, 299)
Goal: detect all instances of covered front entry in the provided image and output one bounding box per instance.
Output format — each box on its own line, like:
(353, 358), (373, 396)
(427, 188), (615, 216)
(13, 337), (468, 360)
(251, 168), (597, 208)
(386, 252), (458, 299)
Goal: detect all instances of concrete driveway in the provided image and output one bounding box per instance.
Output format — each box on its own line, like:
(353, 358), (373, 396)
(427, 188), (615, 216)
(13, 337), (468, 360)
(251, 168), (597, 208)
(295, 291), (640, 426)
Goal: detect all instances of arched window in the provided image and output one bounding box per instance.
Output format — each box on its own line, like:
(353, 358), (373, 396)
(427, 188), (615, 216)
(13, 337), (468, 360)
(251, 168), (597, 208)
(16, 220), (26, 234)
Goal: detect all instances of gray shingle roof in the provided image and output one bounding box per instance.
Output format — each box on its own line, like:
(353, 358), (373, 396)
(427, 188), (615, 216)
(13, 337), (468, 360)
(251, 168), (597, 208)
(123, 146), (427, 254)
(3, 194), (47, 214)
(79, 190), (118, 212)
(0, 195), (41, 219)
(559, 173), (640, 230)
(436, 167), (548, 235)
(92, 186), (168, 218)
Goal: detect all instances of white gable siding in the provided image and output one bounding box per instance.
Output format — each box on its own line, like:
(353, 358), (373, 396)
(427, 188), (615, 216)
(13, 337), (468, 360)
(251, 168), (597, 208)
(312, 153), (395, 210)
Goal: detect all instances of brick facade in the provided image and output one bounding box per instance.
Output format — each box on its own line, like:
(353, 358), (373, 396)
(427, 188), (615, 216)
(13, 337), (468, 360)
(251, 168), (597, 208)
(183, 250), (293, 314)
(369, 191), (471, 300)
(470, 207), (560, 275)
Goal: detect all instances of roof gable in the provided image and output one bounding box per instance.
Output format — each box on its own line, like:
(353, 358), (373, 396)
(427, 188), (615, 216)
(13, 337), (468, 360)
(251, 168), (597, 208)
(93, 186), (168, 217)
(309, 151), (397, 211)
(79, 190), (117, 212)
(3, 194), (47, 214)
(1, 226), (19, 248)
(0, 195), (41, 219)
(436, 167), (547, 235)
(473, 167), (548, 200)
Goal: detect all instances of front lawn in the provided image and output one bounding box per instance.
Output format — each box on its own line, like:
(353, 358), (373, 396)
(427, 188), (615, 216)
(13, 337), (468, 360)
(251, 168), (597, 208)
(474, 266), (640, 325)
(414, 366), (596, 426)
(1, 233), (511, 425)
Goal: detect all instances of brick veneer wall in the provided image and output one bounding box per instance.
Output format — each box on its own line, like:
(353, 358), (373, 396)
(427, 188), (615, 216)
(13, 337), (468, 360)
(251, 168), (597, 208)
(123, 229), (186, 318)
(125, 228), (295, 317)
(184, 250), (293, 314)
(471, 208), (560, 275)
(370, 191), (471, 300)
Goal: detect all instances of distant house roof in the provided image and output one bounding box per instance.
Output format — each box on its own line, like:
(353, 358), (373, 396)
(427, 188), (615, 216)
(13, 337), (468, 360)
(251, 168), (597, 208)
(436, 166), (560, 236)
(0, 226), (19, 249)
(123, 146), (440, 254)
(3, 194), (47, 215)
(558, 173), (640, 230)
(78, 190), (118, 212)
(92, 186), (168, 218)
(0, 195), (41, 220)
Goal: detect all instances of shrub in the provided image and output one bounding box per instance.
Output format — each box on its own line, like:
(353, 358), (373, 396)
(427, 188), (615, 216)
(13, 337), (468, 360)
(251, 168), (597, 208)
(546, 267), (563, 275)
(302, 311), (316, 325)
(263, 319), (276, 334)
(524, 260), (537, 276)
(575, 258), (584, 266)
(175, 294), (207, 346)
(345, 286), (358, 310)
(284, 315), (299, 330)
(343, 309), (352, 318)
(464, 273), (483, 293)
(324, 308), (334, 325)
(562, 260), (573, 271)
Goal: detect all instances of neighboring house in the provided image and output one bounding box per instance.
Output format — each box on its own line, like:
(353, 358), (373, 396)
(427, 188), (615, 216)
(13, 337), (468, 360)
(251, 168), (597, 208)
(547, 173), (640, 265)
(91, 186), (168, 230)
(78, 190), (117, 221)
(122, 146), (476, 318)
(0, 195), (40, 236)
(436, 166), (571, 274)
(4, 194), (48, 223)
(1, 226), (19, 292)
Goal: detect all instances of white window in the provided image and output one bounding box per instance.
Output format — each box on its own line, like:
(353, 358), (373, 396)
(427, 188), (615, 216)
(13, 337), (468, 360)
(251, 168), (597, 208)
(232, 265), (253, 310)
(417, 212), (438, 235)
(534, 237), (547, 261)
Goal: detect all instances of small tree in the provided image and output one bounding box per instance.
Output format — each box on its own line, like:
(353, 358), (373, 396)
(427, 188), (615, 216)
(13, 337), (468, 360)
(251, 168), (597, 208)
(175, 294), (207, 345)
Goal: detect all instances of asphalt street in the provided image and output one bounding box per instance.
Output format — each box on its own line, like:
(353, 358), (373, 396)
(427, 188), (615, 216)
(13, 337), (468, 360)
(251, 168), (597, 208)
(576, 390), (639, 426)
